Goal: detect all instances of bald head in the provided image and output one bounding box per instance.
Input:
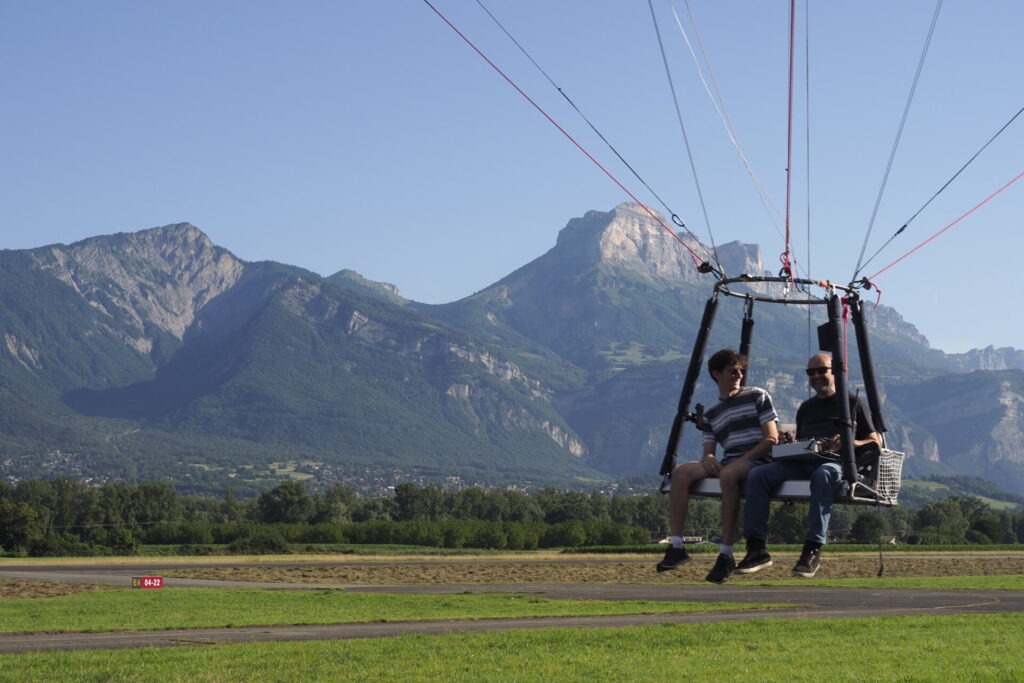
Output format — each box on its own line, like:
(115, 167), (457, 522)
(808, 353), (831, 368)
(806, 353), (835, 398)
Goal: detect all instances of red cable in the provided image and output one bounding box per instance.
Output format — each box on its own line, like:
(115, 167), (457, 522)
(423, 0), (710, 271)
(841, 297), (851, 376)
(863, 278), (883, 308)
(782, 0), (796, 278)
(868, 170), (1024, 281)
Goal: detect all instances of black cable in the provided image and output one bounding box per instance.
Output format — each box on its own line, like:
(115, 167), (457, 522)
(855, 104), (1024, 278)
(474, 0), (718, 266)
(646, 0), (723, 273)
(876, 504), (886, 578)
(853, 0), (945, 282)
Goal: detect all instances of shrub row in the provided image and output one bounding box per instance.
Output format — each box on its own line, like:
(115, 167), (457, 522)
(17, 519), (652, 556)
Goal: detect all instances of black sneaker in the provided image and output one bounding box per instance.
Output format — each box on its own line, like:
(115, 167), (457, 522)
(792, 547), (821, 578)
(705, 553), (735, 584)
(656, 546), (691, 572)
(736, 548), (773, 574)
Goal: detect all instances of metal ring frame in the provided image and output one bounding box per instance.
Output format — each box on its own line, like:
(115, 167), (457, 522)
(713, 275), (859, 306)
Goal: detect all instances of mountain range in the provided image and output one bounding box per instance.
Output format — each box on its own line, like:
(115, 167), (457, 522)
(2, 203), (1022, 497)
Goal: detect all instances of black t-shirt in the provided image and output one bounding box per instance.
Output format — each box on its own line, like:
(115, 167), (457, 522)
(795, 393), (876, 441)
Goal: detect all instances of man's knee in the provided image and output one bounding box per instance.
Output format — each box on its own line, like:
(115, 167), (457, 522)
(810, 465), (843, 498)
(672, 463), (695, 485)
(718, 461), (749, 487)
(811, 464), (841, 485)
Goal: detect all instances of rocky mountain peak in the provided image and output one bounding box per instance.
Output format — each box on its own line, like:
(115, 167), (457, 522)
(40, 223), (246, 349)
(715, 241), (767, 279)
(950, 346), (1024, 372)
(866, 305), (930, 345)
(554, 203), (711, 283)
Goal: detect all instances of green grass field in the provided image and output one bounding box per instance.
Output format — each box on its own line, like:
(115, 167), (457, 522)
(0, 553), (1022, 682)
(0, 587), (779, 634)
(1, 613), (1022, 681)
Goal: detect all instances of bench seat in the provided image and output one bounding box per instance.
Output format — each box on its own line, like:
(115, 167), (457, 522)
(691, 477), (812, 502)
(660, 448), (905, 506)
(660, 477), (814, 502)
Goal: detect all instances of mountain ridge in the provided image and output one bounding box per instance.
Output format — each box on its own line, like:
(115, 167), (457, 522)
(2, 204), (1022, 496)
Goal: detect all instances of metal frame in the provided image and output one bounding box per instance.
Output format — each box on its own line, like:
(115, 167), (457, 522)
(658, 276), (900, 506)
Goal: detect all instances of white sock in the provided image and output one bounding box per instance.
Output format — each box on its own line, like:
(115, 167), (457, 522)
(720, 544), (733, 557)
(670, 536), (683, 548)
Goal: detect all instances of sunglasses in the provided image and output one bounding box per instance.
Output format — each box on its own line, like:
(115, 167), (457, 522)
(805, 367), (831, 376)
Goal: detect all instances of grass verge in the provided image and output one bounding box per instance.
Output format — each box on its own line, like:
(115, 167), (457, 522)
(1, 613), (1021, 681)
(0, 588), (780, 634)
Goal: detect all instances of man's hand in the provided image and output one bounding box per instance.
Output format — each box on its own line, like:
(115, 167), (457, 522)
(820, 434), (841, 452)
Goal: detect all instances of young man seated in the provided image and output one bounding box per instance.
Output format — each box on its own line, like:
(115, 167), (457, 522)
(657, 348), (779, 583)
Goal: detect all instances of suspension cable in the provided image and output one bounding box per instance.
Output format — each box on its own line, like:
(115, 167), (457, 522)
(804, 0), (815, 347)
(867, 169), (1024, 281)
(670, 0), (787, 242)
(852, 0), (945, 281)
(648, 0), (724, 275)
(855, 104), (1024, 278)
(422, 0), (718, 274)
(472, 0), (713, 262)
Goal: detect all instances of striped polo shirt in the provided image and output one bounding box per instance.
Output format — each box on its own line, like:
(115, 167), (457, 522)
(702, 386), (778, 461)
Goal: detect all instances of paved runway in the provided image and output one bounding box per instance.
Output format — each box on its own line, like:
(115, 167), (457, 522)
(2, 561), (1023, 653)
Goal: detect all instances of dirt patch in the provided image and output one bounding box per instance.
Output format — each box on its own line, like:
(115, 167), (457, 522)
(6, 552), (1019, 599)
(0, 579), (109, 600)
(166, 554), (1024, 585)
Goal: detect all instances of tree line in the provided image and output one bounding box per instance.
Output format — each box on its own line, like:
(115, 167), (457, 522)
(1, 478), (1022, 557)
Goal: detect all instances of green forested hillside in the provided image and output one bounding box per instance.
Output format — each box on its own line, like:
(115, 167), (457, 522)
(0, 242), (607, 494)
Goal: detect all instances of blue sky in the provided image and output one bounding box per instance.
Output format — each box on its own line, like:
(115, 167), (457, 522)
(2, 1), (1021, 354)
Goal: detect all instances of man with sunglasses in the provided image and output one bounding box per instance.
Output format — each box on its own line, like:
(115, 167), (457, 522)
(656, 348), (779, 583)
(736, 353), (881, 578)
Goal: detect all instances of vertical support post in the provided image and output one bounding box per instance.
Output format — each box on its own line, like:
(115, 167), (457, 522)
(659, 296), (718, 476)
(738, 298), (755, 387)
(849, 296), (887, 436)
(826, 292), (858, 485)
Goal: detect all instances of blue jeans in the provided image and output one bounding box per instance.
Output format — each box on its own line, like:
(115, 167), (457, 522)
(743, 460), (844, 545)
